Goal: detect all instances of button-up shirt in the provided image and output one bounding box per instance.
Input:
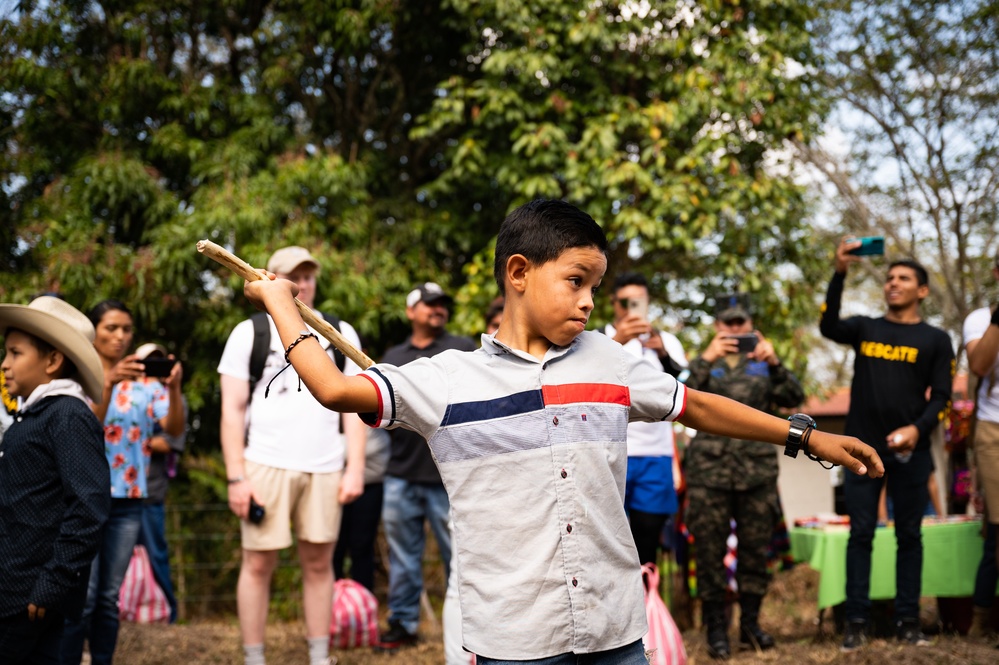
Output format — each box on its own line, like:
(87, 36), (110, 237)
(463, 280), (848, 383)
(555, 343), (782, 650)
(0, 393), (110, 619)
(360, 331), (687, 659)
(381, 331), (478, 482)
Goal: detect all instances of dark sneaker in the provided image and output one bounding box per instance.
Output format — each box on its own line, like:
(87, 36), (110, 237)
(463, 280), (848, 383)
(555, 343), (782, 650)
(897, 618), (930, 646)
(841, 619), (867, 653)
(375, 621), (418, 650)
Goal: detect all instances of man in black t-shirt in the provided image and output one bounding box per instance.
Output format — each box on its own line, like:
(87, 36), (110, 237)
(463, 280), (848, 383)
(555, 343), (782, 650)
(820, 239), (954, 652)
(376, 283), (477, 650)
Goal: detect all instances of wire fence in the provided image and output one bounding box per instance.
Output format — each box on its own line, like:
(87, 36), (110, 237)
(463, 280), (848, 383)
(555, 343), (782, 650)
(164, 501), (446, 622)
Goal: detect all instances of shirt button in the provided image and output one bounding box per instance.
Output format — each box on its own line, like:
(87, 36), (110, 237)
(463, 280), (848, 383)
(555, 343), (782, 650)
(561, 469), (567, 478)
(16, 416), (22, 422)
(566, 524), (572, 533)
(572, 578), (578, 587)
(552, 416), (559, 426)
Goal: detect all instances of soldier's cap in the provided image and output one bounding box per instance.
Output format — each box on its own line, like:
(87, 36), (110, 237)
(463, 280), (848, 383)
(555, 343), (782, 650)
(406, 282), (453, 308)
(267, 246), (319, 276)
(715, 293), (752, 323)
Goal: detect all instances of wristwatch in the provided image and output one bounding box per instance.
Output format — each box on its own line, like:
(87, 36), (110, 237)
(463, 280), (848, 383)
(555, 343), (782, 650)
(227, 476), (245, 485)
(784, 413), (817, 459)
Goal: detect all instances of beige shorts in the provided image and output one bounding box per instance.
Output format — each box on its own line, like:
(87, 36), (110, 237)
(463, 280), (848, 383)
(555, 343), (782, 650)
(241, 459), (343, 550)
(975, 420), (999, 525)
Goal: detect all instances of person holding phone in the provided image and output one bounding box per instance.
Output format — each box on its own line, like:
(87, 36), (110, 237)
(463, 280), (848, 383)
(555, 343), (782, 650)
(61, 301), (185, 665)
(821, 239), (953, 651)
(683, 293), (804, 659)
(134, 343), (187, 623)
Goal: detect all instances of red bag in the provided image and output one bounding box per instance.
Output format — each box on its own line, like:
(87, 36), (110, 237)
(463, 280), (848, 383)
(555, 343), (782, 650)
(118, 545), (170, 624)
(330, 579), (380, 648)
(642, 563), (687, 665)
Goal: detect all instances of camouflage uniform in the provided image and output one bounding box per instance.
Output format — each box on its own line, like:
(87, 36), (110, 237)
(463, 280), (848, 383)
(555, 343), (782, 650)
(684, 353), (804, 603)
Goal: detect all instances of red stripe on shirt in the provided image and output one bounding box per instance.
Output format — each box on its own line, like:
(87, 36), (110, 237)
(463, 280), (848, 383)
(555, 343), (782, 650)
(676, 384), (687, 420)
(541, 383), (631, 407)
(359, 373), (385, 426)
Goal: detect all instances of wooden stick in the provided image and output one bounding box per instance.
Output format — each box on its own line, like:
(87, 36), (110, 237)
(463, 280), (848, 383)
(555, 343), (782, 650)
(197, 239), (374, 370)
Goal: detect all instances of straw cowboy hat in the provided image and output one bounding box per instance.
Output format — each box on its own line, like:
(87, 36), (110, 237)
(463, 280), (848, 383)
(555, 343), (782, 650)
(0, 296), (105, 403)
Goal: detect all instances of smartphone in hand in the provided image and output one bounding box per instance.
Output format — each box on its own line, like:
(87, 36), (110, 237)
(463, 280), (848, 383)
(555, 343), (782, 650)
(248, 498), (266, 525)
(731, 333), (758, 353)
(847, 236), (884, 256)
(141, 357), (177, 377)
(627, 297), (649, 321)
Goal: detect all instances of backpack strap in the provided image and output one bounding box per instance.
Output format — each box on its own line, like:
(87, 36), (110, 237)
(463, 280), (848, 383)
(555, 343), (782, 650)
(248, 312), (271, 399)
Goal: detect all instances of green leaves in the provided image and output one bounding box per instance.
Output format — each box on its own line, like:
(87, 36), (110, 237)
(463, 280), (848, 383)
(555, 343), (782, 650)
(2, 0), (838, 448)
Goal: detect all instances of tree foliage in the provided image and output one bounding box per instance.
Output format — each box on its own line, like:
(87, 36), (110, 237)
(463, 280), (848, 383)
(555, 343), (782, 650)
(804, 0), (999, 340)
(1, 1), (833, 453)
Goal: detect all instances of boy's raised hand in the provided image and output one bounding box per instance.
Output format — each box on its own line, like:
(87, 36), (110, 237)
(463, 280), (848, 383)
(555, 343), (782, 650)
(243, 269), (296, 310)
(808, 430), (884, 478)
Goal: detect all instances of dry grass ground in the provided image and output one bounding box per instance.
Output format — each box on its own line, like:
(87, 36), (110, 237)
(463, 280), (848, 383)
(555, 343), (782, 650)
(116, 565), (999, 664)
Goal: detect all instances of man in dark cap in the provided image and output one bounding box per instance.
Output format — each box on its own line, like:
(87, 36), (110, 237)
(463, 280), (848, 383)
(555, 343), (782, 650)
(376, 283), (477, 650)
(684, 293), (805, 659)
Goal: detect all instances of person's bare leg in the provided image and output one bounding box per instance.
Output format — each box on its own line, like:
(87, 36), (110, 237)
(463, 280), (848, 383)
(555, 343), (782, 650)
(299, 540), (336, 640)
(238, 549), (280, 646)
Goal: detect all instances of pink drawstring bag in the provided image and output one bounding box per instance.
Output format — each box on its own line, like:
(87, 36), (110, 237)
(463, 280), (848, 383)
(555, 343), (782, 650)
(642, 562), (687, 665)
(330, 578), (380, 648)
(118, 545), (170, 624)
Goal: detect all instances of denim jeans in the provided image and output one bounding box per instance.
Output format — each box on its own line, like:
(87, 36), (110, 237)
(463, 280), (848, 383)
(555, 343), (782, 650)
(476, 639), (648, 665)
(61, 498), (143, 665)
(973, 522), (998, 608)
(844, 450), (931, 622)
(382, 476), (451, 635)
(137, 502), (177, 622)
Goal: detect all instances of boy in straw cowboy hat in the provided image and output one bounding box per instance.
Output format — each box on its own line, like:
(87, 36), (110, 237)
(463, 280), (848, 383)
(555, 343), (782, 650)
(0, 296), (111, 664)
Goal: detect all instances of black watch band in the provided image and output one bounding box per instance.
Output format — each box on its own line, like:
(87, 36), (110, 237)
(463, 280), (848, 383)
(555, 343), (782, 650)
(784, 413), (817, 459)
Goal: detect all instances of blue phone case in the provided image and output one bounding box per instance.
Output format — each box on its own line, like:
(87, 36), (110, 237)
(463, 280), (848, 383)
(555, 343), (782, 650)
(848, 236), (884, 256)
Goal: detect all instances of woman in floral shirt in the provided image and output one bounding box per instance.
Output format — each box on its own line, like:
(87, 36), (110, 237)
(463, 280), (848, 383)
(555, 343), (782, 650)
(61, 300), (185, 665)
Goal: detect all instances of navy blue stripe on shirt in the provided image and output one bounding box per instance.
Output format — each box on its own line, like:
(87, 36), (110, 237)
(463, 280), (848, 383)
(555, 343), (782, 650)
(368, 366), (396, 425)
(440, 389), (544, 427)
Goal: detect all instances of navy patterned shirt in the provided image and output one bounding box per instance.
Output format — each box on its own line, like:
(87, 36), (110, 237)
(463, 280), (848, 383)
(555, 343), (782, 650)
(0, 394), (110, 619)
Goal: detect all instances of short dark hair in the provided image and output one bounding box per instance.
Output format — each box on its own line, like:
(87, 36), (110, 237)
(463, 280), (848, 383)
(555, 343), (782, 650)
(888, 259), (928, 287)
(611, 272), (648, 296)
(87, 299), (131, 327)
(493, 199), (609, 296)
(5, 326), (78, 380)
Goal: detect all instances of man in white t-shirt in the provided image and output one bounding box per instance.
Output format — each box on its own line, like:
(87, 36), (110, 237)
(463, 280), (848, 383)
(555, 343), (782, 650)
(965, 250), (999, 639)
(604, 272), (687, 566)
(218, 246), (367, 665)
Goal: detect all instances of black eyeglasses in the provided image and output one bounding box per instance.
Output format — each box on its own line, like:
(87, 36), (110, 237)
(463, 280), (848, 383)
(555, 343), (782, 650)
(724, 317), (747, 327)
(616, 298), (631, 308)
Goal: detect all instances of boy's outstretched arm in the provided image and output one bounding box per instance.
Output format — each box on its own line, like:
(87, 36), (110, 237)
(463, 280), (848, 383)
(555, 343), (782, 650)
(679, 388), (884, 478)
(244, 273), (379, 413)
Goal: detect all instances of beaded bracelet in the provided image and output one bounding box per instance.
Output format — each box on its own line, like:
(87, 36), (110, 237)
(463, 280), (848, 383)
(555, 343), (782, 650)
(284, 331), (318, 362)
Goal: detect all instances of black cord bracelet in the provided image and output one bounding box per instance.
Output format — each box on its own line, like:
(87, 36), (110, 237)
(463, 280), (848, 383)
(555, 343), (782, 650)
(802, 426), (835, 469)
(284, 332), (318, 362)
(263, 332), (318, 399)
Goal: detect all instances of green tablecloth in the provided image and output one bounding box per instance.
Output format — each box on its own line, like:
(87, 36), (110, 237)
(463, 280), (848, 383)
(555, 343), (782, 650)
(790, 519), (988, 610)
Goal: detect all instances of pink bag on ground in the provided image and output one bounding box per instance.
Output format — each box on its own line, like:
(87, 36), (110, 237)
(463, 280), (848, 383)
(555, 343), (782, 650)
(642, 562), (687, 665)
(118, 545), (170, 624)
(329, 578), (380, 648)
